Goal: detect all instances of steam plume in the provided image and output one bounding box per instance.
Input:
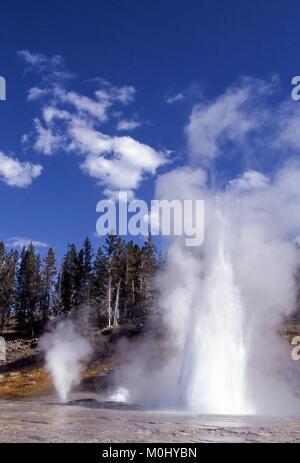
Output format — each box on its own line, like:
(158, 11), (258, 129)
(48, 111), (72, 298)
(114, 166), (300, 415)
(40, 320), (92, 402)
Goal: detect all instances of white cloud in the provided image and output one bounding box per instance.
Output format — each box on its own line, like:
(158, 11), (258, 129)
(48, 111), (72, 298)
(20, 133), (29, 145)
(185, 74), (300, 169)
(18, 49), (74, 83)
(57, 88), (111, 122)
(31, 109), (166, 197)
(52, 84), (136, 123)
(68, 121), (166, 198)
(116, 119), (141, 131)
(185, 77), (277, 163)
(111, 85), (135, 105)
(154, 166), (207, 200)
(95, 84), (136, 105)
(42, 107), (70, 124)
(166, 93), (184, 104)
(5, 237), (48, 249)
(27, 87), (49, 101)
(18, 49), (48, 66)
(33, 119), (65, 155)
(273, 102), (300, 152)
(0, 151), (42, 187)
(228, 170), (270, 191)
(21, 50), (167, 198)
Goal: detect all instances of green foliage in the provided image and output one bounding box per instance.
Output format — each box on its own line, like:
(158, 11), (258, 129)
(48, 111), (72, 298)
(16, 243), (41, 335)
(0, 233), (161, 335)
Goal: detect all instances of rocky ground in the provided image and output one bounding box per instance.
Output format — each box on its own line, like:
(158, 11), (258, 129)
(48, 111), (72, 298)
(0, 324), (134, 399)
(0, 395), (300, 443)
(0, 322), (300, 442)
(0, 321), (299, 400)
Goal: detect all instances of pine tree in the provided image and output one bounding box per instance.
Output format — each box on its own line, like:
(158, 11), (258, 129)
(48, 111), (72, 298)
(83, 237), (93, 289)
(74, 247), (85, 306)
(126, 241), (143, 318)
(59, 243), (79, 313)
(0, 247), (18, 332)
(40, 247), (56, 324)
(0, 242), (5, 269)
(1, 233), (161, 336)
(0, 242), (6, 330)
(78, 237), (94, 305)
(91, 246), (107, 326)
(140, 233), (159, 313)
(16, 243), (41, 336)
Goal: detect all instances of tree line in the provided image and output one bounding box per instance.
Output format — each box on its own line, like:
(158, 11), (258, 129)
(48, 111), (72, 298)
(0, 234), (161, 337)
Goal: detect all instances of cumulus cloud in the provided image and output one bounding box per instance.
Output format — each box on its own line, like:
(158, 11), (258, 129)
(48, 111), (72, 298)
(42, 107), (70, 124)
(228, 170), (270, 191)
(186, 77), (272, 161)
(20, 50), (137, 123)
(184, 76), (299, 167)
(20, 50), (167, 198)
(186, 76), (300, 174)
(33, 118), (66, 155)
(56, 88), (111, 122)
(0, 151), (42, 187)
(154, 166), (207, 200)
(69, 121), (166, 198)
(30, 107), (166, 197)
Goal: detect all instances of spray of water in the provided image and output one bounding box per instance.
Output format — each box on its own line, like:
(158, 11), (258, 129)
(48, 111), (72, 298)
(179, 209), (252, 414)
(40, 320), (92, 402)
(114, 165), (300, 415)
(109, 387), (130, 403)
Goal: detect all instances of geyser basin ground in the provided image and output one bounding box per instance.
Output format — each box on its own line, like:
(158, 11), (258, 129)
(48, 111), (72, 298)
(0, 394), (300, 443)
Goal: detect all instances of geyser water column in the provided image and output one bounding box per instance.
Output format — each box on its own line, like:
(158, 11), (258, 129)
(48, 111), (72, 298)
(179, 209), (254, 415)
(40, 320), (92, 402)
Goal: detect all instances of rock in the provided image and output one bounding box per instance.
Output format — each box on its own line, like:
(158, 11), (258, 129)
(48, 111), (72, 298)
(0, 336), (6, 362)
(31, 338), (38, 348)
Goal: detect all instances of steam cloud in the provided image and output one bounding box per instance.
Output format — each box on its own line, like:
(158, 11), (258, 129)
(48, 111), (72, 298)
(40, 320), (92, 402)
(114, 77), (300, 416)
(114, 165), (300, 415)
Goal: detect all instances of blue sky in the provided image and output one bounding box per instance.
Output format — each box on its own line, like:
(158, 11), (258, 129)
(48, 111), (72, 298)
(1, 0), (300, 258)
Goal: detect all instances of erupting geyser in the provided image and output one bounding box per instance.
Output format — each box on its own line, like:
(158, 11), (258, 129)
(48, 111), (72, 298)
(40, 321), (92, 402)
(179, 209), (253, 414)
(118, 166), (300, 416)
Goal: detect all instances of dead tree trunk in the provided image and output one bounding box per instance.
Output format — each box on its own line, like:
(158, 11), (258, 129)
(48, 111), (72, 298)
(107, 256), (112, 328)
(113, 281), (120, 327)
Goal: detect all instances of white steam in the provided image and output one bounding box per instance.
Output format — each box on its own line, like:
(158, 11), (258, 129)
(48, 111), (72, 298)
(109, 387), (130, 403)
(40, 320), (92, 402)
(179, 208), (251, 414)
(114, 164), (300, 415)
(113, 78), (300, 415)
